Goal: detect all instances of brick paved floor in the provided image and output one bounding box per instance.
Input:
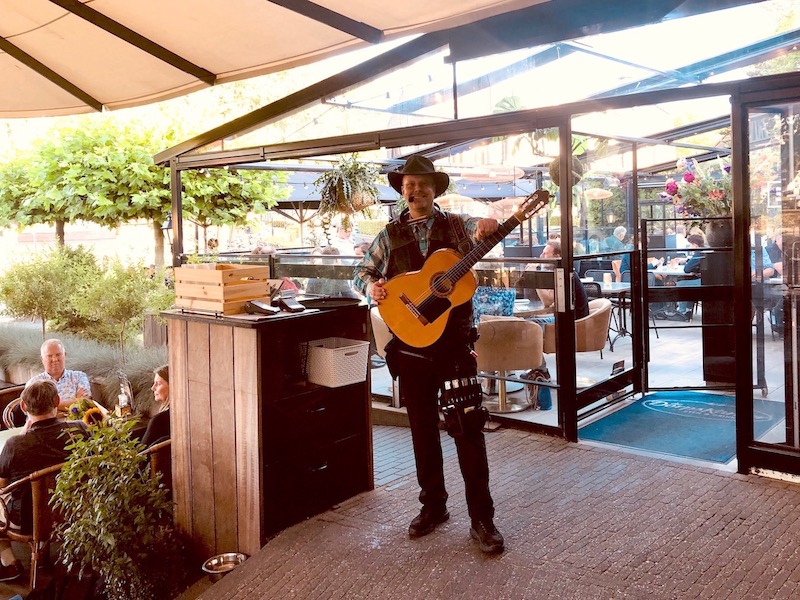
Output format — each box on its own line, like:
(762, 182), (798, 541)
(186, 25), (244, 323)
(194, 425), (800, 600)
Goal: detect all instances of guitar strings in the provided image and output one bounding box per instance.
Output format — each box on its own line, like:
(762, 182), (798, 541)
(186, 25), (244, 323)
(402, 193), (546, 313)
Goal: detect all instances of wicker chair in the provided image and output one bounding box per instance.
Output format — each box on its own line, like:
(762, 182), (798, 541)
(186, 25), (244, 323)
(0, 461), (65, 589)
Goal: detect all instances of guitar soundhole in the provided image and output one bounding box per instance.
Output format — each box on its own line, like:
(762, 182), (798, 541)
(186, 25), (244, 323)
(430, 272), (453, 298)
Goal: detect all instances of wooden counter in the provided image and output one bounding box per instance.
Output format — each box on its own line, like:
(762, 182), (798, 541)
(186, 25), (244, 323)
(164, 305), (372, 558)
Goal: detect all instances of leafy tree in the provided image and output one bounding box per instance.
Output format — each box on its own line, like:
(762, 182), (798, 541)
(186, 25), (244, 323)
(4, 117), (286, 266)
(0, 247), (95, 340)
(70, 258), (174, 363)
(0, 154), (35, 230)
(182, 167), (287, 252)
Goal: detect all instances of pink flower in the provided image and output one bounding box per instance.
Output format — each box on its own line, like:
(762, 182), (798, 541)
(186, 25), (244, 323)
(683, 172), (695, 184)
(665, 179), (679, 196)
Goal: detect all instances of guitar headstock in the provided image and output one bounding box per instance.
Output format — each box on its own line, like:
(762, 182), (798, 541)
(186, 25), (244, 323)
(513, 190), (550, 222)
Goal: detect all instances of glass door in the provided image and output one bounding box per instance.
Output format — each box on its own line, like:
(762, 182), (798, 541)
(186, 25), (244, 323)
(736, 88), (800, 475)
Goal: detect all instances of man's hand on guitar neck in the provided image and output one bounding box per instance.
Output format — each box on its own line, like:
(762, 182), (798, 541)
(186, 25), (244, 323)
(475, 218), (499, 242)
(368, 278), (388, 303)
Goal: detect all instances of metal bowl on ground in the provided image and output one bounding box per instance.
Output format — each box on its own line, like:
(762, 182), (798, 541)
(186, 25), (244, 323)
(202, 552), (248, 582)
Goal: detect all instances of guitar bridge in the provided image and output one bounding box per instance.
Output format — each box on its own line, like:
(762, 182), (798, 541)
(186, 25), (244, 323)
(400, 293), (429, 325)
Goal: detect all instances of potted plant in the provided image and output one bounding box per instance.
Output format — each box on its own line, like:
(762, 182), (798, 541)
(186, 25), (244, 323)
(52, 420), (186, 600)
(314, 154), (379, 235)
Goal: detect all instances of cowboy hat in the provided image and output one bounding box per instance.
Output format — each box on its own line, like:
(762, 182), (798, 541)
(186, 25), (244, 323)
(387, 155), (449, 197)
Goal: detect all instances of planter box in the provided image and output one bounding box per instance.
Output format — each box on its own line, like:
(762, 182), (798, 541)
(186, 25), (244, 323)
(175, 264), (271, 315)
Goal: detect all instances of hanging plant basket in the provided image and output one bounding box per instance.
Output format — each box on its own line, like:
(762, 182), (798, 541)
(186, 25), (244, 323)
(315, 155), (379, 217)
(549, 156), (584, 187)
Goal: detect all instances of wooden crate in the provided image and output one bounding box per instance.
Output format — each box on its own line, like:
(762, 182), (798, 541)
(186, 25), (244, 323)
(174, 264), (271, 315)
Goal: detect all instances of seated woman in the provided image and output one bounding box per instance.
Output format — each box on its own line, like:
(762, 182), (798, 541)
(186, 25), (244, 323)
(141, 365), (169, 447)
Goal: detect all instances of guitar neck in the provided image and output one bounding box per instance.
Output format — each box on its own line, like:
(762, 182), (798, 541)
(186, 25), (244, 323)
(445, 215), (522, 283)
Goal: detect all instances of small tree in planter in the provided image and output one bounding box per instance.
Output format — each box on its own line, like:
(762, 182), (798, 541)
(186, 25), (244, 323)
(0, 246), (97, 340)
(70, 258), (174, 364)
(52, 420), (186, 600)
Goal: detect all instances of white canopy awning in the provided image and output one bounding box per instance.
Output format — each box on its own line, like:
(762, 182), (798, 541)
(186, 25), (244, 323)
(0, 0), (546, 118)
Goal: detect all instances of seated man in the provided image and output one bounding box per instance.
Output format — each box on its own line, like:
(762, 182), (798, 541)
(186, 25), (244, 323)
(671, 233), (706, 321)
(531, 241), (589, 324)
(27, 339), (91, 410)
(0, 380), (89, 581)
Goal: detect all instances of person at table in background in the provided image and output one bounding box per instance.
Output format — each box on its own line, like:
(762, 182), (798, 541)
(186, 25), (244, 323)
(601, 226), (627, 256)
(141, 365), (170, 447)
(306, 246), (361, 298)
(0, 380), (89, 582)
(354, 154), (504, 554)
(765, 230), (785, 334)
(354, 241), (371, 257)
(530, 241), (589, 325)
(674, 223), (689, 249)
(602, 226), (627, 281)
(26, 339), (91, 411)
(765, 230), (784, 277)
(253, 244), (300, 292)
(670, 233), (706, 322)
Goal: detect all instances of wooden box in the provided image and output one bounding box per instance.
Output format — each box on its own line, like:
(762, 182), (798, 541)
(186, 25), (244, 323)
(174, 264), (271, 315)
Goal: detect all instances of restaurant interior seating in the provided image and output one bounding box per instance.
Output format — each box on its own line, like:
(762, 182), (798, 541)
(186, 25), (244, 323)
(542, 298), (613, 357)
(475, 317), (543, 412)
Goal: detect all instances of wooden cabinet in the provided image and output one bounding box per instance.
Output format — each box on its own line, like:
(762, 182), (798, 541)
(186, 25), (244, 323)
(164, 305), (372, 559)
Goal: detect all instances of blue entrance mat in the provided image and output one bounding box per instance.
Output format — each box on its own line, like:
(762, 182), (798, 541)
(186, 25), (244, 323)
(579, 391), (785, 463)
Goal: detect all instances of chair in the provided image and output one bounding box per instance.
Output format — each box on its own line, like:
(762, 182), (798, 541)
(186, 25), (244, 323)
(369, 307), (400, 408)
(542, 298), (613, 357)
(141, 439), (172, 497)
(2, 398), (22, 430)
(475, 317), (543, 413)
(0, 461), (66, 589)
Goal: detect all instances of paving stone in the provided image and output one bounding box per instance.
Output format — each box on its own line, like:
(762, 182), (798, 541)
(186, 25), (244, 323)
(194, 425), (800, 599)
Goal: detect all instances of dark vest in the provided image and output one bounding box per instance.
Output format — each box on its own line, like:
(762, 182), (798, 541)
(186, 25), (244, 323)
(385, 209), (475, 348)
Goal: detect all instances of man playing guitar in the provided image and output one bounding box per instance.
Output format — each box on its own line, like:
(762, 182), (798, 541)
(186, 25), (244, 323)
(353, 155), (504, 553)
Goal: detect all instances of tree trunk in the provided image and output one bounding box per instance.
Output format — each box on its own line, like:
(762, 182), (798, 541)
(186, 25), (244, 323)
(56, 220), (65, 246)
(153, 221), (166, 268)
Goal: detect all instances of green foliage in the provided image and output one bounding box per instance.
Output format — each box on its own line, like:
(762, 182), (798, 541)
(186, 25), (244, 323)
(0, 246), (96, 339)
(70, 258), (175, 361)
(314, 154), (379, 216)
(53, 420), (185, 600)
(0, 116), (287, 263)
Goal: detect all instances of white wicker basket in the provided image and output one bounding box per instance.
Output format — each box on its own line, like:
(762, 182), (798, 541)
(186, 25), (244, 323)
(306, 337), (370, 388)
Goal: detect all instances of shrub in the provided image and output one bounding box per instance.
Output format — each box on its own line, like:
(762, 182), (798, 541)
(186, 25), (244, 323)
(70, 258), (174, 362)
(0, 246), (97, 340)
(53, 420), (186, 600)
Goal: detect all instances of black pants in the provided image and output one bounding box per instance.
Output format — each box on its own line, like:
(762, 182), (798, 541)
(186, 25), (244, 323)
(395, 343), (494, 522)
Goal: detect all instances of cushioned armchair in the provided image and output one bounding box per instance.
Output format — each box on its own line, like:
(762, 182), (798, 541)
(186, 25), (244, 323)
(475, 318), (543, 413)
(542, 298), (612, 356)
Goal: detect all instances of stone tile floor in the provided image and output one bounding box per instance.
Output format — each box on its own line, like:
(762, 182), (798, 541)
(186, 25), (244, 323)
(190, 424), (800, 600)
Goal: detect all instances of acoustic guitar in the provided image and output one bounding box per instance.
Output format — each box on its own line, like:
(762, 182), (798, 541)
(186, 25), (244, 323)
(378, 190), (550, 348)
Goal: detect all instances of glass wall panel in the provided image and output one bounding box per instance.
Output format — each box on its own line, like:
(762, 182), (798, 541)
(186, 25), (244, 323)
(746, 100), (800, 448)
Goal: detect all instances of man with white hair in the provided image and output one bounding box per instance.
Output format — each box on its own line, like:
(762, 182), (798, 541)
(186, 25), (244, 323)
(26, 338), (91, 410)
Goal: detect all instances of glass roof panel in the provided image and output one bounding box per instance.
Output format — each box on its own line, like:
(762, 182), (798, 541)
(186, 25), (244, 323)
(197, 0), (797, 156)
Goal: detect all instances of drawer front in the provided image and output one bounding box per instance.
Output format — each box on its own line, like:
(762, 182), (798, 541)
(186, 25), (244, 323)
(263, 383), (367, 453)
(263, 434), (370, 535)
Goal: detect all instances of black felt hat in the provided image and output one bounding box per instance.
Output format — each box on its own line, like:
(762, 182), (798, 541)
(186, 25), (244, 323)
(387, 155), (449, 197)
